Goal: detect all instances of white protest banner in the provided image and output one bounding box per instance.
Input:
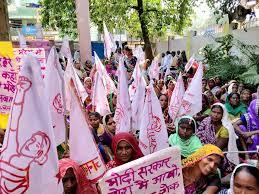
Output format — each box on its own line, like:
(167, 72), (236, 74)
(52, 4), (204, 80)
(99, 146), (184, 194)
(0, 55), (17, 114)
(0, 55), (63, 194)
(13, 48), (46, 76)
(0, 48), (46, 114)
(139, 83), (169, 155)
(70, 81), (106, 182)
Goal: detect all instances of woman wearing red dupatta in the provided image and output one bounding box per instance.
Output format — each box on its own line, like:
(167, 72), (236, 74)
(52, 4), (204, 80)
(106, 132), (144, 169)
(59, 158), (97, 194)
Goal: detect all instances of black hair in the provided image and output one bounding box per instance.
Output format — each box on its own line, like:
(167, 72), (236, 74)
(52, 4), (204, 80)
(177, 50), (181, 55)
(165, 79), (176, 88)
(124, 45), (132, 52)
(211, 104), (223, 114)
(158, 94), (168, 100)
(202, 94), (210, 106)
(104, 113), (114, 124)
(166, 51), (171, 55)
(228, 92), (240, 101)
(178, 118), (196, 133)
(234, 165), (259, 186)
(181, 51), (187, 63)
(208, 78), (215, 83)
(89, 112), (101, 120)
(171, 51), (176, 57)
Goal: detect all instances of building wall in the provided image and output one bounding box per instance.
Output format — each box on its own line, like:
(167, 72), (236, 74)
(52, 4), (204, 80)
(156, 26), (259, 55)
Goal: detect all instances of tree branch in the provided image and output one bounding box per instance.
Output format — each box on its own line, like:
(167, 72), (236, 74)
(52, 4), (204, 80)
(129, 5), (139, 10)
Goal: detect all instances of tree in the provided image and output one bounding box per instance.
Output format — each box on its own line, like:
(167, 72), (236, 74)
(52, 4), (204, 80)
(40, 0), (193, 59)
(0, 0), (10, 40)
(206, 0), (252, 23)
(200, 34), (259, 85)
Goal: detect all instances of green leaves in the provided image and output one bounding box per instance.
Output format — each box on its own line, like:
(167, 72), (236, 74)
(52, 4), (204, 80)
(201, 34), (259, 86)
(39, 0), (78, 38)
(40, 0), (194, 40)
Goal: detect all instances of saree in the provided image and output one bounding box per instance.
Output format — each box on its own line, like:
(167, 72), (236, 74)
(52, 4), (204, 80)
(239, 99), (259, 151)
(182, 144), (224, 194)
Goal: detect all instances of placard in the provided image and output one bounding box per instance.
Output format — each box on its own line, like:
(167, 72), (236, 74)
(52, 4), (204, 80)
(0, 48), (46, 114)
(98, 146), (184, 194)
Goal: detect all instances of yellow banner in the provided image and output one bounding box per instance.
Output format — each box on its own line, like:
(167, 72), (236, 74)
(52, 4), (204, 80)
(0, 41), (14, 58)
(0, 113), (9, 130)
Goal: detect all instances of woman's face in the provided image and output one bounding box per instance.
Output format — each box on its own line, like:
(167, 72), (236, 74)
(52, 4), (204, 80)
(84, 79), (92, 88)
(159, 95), (168, 109)
(232, 84), (238, 93)
(178, 123), (194, 140)
(62, 168), (77, 194)
(233, 169), (259, 194)
(168, 80), (175, 91)
(198, 154), (221, 176)
(208, 80), (215, 89)
(89, 115), (100, 129)
(158, 80), (164, 89)
(215, 77), (221, 85)
(206, 92), (214, 102)
(116, 140), (133, 163)
(241, 90), (251, 102)
(211, 107), (223, 123)
(230, 94), (240, 106)
(202, 80), (207, 89)
(238, 83), (244, 92)
(106, 117), (116, 134)
(112, 95), (117, 106)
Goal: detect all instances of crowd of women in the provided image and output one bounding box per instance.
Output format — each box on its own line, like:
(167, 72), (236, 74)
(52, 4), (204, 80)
(2, 45), (259, 194)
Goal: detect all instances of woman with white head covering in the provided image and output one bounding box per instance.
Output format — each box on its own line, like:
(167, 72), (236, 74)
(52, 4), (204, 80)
(218, 163), (259, 194)
(196, 103), (240, 176)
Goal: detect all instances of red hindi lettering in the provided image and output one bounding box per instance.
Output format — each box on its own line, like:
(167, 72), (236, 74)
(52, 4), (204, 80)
(134, 179), (149, 190)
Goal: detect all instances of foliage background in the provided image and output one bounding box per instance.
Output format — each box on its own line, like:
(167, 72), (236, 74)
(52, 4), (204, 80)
(199, 34), (259, 85)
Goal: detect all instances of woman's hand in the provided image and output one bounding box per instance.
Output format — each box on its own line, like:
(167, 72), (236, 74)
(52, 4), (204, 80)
(246, 137), (253, 145)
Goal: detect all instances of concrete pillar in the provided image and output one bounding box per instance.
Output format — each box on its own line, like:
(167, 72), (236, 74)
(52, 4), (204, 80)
(75, 0), (92, 63)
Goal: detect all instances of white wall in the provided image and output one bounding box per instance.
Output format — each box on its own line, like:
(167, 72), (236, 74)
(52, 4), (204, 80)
(156, 26), (259, 55)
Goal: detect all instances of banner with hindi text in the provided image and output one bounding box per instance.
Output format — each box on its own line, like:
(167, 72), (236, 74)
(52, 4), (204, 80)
(98, 147), (184, 194)
(0, 48), (46, 114)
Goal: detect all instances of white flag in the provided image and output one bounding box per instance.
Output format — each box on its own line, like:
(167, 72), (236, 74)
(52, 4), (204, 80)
(114, 58), (132, 133)
(178, 63), (203, 116)
(60, 38), (72, 61)
(94, 52), (117, 94)
(92, 72), (111, 116)
(131, 74), (146, 132)
(18, 31), (27, 48)
(133, 45), (145, 64)
(168, 72), (185, 123)
(64, 62), (88, 110)
(149, 54), (160, 80)
(103, 22), (113, 59)
(0, 55), (63, 194)
(139, 82), (169, 155)
(70, 82), (106, 182)
(184, 56), (195, 72)
(45, 47), (66, 146)
(128, 61), (141, 101)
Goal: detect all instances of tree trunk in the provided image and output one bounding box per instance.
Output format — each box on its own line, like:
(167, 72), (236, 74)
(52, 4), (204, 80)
(0, 0), (10, 41)
(137, 0), (154, 60)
